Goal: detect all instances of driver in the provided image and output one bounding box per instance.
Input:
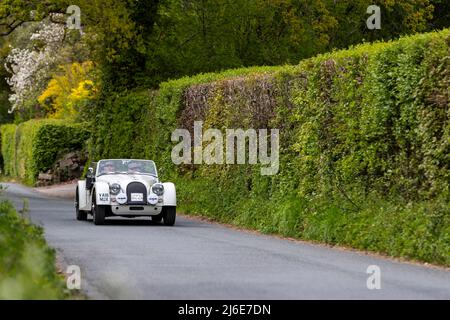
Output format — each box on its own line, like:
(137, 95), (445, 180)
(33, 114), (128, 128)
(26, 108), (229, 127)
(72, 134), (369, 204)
(127, 161), (143, 173)
(100, 161), (115, 174)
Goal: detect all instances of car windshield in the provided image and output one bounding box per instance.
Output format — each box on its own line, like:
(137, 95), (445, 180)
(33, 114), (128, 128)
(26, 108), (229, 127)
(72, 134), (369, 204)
(97, 160), (157, 177)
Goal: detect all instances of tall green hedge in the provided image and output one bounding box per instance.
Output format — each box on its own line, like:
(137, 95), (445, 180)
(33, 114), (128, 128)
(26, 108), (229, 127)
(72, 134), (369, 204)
(0, 119), (90, 185)
(90, 29), (449, 265)
(0, 124), (17, 178)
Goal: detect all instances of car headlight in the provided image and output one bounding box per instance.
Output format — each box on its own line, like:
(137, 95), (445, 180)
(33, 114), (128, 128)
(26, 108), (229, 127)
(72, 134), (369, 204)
(110, 183), (121, 195)
(152, 183), (164, 196)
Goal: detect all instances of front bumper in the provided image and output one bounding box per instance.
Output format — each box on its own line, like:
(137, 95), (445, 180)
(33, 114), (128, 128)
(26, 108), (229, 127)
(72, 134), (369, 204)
(110, 205), (162, 216)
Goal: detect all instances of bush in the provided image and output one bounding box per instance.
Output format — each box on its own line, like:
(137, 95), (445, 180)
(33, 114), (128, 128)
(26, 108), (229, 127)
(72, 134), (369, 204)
(0, 198), (66, 299)
(0, 119), (90, 185)
(88, 29), (450, 265)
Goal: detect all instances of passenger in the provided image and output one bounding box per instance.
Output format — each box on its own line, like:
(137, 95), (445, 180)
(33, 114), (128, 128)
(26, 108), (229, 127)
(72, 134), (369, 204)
(127, 161), (143, 173)
(100, 161), (115, 174)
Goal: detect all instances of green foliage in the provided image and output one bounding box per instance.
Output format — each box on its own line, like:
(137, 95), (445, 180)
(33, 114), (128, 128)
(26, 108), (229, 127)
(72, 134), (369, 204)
(0, 199), (66, 299)
(0, 124), (16, 176)
(0, 37), (13, 124)
(64, 0), (161, 89)
(146, 0), (438, 85)
(89, 66), (279, 166)
(2, 0), (449, 95)
(0, 119), (89, 184)
(90, 29), (449, 265)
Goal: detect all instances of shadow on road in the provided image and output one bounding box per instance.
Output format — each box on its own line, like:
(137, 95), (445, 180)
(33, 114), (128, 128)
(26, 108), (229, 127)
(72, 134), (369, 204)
(82, 218), (165, 227)
(80, 217), (199, 228)
(75, 217), (204, 229)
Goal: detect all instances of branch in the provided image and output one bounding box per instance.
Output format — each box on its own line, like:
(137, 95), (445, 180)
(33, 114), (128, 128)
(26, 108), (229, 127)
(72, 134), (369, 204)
(0, 20), (28, 36)
(0, 11), (66, 36)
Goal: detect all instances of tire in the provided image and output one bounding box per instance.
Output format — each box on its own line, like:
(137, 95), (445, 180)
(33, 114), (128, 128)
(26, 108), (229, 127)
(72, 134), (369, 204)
(75, 188), (88, 221)
(162, 206), (176, 226)
(152, 214), (163, 223)
(92, 193), (106, 225)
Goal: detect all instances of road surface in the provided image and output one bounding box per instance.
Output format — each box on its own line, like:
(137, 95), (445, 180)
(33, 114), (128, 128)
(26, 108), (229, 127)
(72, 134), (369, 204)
(1, 183), (449, 299)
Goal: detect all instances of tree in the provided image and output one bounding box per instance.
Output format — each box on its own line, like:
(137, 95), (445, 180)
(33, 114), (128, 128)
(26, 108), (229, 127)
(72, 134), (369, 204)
(0, 37), (13, 124)
(429, 0), (450, 29)
(327, 0), (435, 48)
(141, 0), (439, 86)
(5, 20), (67, 113)
(0, 0), (448, 97)
(1, 0), (161, 85)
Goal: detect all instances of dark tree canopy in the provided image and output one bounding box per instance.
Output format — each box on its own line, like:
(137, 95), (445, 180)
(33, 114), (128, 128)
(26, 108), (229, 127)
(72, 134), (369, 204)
(0, 0), (449, 91)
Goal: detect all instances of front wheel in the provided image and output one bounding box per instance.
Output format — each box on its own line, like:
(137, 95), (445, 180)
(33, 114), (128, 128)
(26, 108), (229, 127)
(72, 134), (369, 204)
(162, 206), (176, 226)
(92, 194), (106, 225)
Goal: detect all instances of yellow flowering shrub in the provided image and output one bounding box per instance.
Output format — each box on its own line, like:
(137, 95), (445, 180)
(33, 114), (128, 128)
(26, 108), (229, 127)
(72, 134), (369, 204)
(38, 61), (96, 119)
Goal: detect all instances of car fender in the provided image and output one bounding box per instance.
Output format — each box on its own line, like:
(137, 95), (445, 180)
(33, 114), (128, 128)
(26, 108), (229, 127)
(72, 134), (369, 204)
(77, 180), (92, 211)
(94, 181), (111, 205)
(162, 182), (176, 206)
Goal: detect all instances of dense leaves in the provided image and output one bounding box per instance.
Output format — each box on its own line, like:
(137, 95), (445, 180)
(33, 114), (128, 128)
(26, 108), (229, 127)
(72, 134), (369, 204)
(144, 0), (437, 86)
(2, 0), (448, 94)
(88, 29), (450, 265)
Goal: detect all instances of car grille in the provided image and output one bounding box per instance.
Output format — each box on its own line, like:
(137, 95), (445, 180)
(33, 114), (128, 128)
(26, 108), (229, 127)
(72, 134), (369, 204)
(126, 182), (147, 205)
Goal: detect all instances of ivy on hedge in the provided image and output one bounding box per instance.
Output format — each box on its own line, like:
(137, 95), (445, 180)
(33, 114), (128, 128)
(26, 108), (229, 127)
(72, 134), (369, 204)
(0, 119), (89, 185)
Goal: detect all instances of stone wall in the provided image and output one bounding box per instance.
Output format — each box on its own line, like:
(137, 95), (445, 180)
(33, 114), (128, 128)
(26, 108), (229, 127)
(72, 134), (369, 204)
(37, 151), (88, 186)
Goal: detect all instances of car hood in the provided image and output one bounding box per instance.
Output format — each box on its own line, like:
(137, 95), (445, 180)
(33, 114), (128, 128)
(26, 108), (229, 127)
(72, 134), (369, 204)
(96, 174), (158, 188)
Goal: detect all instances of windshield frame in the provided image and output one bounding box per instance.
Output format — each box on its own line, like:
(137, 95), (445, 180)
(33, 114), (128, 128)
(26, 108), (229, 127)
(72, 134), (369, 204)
(96, 159), (158, 177)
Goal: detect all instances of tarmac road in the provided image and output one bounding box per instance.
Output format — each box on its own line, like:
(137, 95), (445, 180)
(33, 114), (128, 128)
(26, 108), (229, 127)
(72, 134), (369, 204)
(2, 183), (449, 299)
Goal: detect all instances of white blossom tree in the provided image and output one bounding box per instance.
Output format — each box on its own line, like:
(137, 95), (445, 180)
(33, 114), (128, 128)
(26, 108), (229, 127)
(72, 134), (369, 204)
(5, 17), (65, 113)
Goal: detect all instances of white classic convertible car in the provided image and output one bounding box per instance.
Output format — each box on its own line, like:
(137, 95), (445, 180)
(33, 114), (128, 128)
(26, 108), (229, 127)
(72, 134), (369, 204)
(75, 159), (176, 226)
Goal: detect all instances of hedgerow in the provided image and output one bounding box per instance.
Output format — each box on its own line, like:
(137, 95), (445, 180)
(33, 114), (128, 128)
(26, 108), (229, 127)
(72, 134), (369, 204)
(0, 124), (17, 177)
(0, 197), (66, 299)
(0, 120), (89, 185)
(89, 29), (449, 265)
